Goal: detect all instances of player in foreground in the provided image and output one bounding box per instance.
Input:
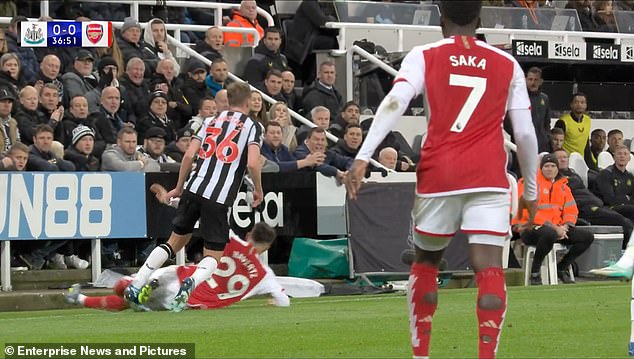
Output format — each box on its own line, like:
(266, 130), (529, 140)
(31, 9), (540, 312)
(126, 82), (264, 311)
(66, 223), (289, 311)
(344, 1), (538, 358)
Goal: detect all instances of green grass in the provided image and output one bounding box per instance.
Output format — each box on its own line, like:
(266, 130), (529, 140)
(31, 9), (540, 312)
(0, 281), (631, 358)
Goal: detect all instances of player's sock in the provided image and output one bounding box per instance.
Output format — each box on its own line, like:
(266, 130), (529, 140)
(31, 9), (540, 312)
(189, 256), (218, 289)
(131, 244), (173, 288)
(476, 267), (507, 359)
(77, 294), (87, 305)
(408, 262), (438, 358)
(84, 295), (128, 311)
(616, 241), (634, 269)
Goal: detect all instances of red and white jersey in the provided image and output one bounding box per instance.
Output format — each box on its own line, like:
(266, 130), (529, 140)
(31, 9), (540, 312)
(177, 236), (287, 309)
(395, 36), (530, 196)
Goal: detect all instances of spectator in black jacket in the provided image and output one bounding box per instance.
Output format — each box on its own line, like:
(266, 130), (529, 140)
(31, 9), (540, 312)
(596, 145), (634, 230)
(64, 125), (100, 171)
(332, 124), (363, 159)
(33, 54), (64, 101)
(32, 83), (65, 144)
(149, 72), (191, 130)
(193, 27), (224, 60)
(26, 124), (75, 171)
(526, 67), (552, 153)
(556, 148), (633, 247)
(117, 16), (157, 75)
(180, 59), (212, 116)
(281, 70), (300, 112)
(119, 57), (150, 123)
(137, 91), (178, 143)
(329, 101), (360, 139)
(585, 128), (606, 172)
(60, 95), (108, 156)
(165, 127), (192, 163)
(0, 52), (26, 97)
(301, 61), (343, 122)
(285, 0), (338, 84)
(244, 27), (289, 86)
(90, 86), (131, 146)
(256, 69), (286, 104)
(294, 127), (352, 181)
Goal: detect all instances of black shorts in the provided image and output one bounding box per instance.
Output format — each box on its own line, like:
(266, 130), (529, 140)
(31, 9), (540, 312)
(172, 191), (229, 251)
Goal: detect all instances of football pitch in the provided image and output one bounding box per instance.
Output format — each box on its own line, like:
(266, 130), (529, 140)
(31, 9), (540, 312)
(0, 281), (631, 358)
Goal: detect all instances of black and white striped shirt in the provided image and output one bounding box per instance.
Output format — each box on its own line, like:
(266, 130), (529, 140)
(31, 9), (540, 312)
(186, 111), (262, 205)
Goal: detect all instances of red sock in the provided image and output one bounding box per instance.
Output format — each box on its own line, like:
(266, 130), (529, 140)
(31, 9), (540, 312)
(408, 262), (438, 358)
(84, 295), (128, 311)
(475, 267), (507, 359)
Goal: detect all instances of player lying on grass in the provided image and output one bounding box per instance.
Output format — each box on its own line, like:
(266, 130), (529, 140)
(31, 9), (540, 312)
(65, 223), (290, 311)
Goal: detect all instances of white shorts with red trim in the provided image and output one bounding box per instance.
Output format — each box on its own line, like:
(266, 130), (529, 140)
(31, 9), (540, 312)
(412, 192), (510, 250)
(144, 265), (182, 311)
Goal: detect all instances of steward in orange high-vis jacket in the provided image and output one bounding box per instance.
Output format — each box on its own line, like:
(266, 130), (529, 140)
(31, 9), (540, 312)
(512, 154), (593, 285)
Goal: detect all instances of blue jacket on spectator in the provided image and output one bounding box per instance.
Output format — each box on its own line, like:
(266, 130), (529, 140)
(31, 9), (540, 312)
(293, 143), (352, 178)
(261, 141), (299, 173)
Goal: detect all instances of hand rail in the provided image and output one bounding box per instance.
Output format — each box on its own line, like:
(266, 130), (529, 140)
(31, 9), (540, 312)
(169, 35), (390, 172)
(62, 0), (275, 28)
(110, 21), (261, 46)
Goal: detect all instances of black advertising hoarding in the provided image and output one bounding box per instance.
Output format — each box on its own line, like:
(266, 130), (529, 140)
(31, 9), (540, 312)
(587, 43), (620, 62)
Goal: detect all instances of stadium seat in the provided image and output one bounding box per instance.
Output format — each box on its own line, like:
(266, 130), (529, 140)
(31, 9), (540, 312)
(522, 243), (573, 286)
(568, 152), (589, 187)
(597, 151), (615, 169)
(627, 157), (634, 174)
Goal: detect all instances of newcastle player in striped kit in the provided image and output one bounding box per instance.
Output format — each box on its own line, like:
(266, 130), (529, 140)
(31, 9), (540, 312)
(126, 82), (264, 311)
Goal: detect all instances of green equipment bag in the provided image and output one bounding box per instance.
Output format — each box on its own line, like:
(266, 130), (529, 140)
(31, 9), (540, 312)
(288, 238), (350, 278)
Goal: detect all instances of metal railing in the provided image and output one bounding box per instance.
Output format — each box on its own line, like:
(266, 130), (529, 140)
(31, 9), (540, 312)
(45, 1), (275, 28)
(169, 35), (389, 172)
(326, 22), (634, 52)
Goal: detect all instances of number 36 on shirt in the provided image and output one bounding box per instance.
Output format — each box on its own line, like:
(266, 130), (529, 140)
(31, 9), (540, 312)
(199, 127), (241, 163)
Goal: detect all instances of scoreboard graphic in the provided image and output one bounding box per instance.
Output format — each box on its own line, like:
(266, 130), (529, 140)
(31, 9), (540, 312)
(21, 21), (112, 47)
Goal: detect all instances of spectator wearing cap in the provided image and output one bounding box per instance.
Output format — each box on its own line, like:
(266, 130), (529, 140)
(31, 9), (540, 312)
(63, 125), (100, 171)
(149, 73), (190, 130)
(60, 95), (110, 157)
(137, 91), (177, 143)
(181, 59), (213, 115)
(244, 27), (289, 86)
(0, 87), (19, 155)
(512, 153), (594, 285)
(85, 55), (121, 112)
(205, 58), (229, 97)
(119, 57), (150, 122)
(193, 27), (224, 60)
(138, 126), (179, 172)
(26, 124), (75, 171)
(165, 127), (192, 163)
(33, 54), (64, 101)
(117, 16), (158, 76)
(5, 16), (38, 84)
(61, 50), (98, 107)
(143, 18), (181, 75)
(0, 53), (25, 97)
(101, 126), (159, 172)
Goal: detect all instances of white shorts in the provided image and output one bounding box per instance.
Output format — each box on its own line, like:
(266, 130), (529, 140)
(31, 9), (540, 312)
(412, 192), (510, 251)
(144, 265), (182, 311)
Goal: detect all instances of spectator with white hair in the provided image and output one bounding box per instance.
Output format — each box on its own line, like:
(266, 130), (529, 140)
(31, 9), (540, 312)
(119, 57), (150, 123)
(193, 26), (224, 60)
(378, 147), (398, 171)
(296, 105), (331, 145)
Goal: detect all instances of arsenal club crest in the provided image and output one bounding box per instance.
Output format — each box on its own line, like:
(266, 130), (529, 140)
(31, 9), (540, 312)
(86, 23), (103, 44)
